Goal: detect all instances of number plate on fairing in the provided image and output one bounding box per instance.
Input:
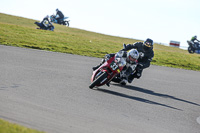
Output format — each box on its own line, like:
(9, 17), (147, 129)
(110, 61), (119, 71)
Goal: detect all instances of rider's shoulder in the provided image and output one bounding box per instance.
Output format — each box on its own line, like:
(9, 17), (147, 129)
(133, 42), (143, 45)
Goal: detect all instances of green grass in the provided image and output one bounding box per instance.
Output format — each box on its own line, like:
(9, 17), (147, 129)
(0, 119), (44, 133)
(0, 13), (199, 71)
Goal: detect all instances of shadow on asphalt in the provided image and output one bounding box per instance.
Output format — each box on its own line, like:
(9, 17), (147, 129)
(112, 83), (200, 107)
(94, 84), (187, 111)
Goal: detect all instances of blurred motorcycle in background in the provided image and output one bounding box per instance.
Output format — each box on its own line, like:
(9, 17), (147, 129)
(50, 14), (70, 26)
(187, 40), (200, 54)
(34, 21), (54, 31)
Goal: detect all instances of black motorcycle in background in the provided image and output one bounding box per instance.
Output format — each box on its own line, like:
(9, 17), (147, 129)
(50, 15), (70, 26)
(187, 41), (200, 54)
(187, 40), (200, 54)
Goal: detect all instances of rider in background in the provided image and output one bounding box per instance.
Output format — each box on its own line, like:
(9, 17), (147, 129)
(122, 38), (154, 83)
(190, 35), (200, 48)
(41, 15), (51, 27)
(35, 15), (54, 31)
(191, 36), (200, 43)
(56, 8), (64, 24)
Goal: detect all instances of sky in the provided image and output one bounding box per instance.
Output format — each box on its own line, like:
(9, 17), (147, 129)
(1, 0), (200, 49)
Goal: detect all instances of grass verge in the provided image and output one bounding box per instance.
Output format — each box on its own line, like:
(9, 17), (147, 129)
(0, 119), (44, 133)
(0, 13), (200, 71)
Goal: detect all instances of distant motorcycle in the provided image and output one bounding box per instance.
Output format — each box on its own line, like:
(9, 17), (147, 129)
(34, 22), (54, 31)
(187, 40), (200, 54)
(50, 14), (70, 26)
(89, 51), (126, 89)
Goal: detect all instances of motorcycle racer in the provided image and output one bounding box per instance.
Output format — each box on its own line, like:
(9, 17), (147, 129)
(34, 15), (54, 31)
(190, 36), (200, 48)
(112, 49), (139, 85)
(191, 35), (200, 43)
(93, 49), (139, 85)
(55, 8), (64, 24)
(122, 38), (154, 83)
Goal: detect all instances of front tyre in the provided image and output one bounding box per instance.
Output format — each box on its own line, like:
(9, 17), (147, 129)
(188, 47), (194, 54)
(89, 72), (107, 89)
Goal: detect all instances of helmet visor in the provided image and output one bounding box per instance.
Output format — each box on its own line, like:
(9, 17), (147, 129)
(129, 56), (137, 62)
(144, 42), (152, 47)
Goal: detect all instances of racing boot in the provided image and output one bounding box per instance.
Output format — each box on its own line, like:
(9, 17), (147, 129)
(128, 74), (134, 83)
(120, 78), (128, 85)
(128, 72), (141, 83)
(112, 77), (121, 83)
(106, 82), (110, 87)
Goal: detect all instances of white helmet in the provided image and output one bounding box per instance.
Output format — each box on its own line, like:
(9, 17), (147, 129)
(127, 49), (139, 63)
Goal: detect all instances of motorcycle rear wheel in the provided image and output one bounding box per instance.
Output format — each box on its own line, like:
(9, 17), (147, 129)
(63, 21), (69, 27)
(89, 72), (107, 89)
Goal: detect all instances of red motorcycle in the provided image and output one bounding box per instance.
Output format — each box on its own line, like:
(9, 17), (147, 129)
(89, 51), (126, 89)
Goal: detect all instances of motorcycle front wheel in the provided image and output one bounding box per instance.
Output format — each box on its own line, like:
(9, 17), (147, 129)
(89, 71), (107, 89)
(188, 47), (194, 54)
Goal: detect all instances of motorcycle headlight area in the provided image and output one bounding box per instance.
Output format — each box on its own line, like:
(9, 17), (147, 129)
(115, 57), (126, 67)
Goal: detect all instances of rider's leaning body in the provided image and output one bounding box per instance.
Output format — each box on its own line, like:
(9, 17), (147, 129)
(190, 36), (200, 48)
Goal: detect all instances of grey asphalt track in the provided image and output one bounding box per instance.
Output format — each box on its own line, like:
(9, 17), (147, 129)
(0, 45), (200, 133)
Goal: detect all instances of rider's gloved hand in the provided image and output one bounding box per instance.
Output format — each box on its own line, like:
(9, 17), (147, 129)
(121, 43), (127, 51)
